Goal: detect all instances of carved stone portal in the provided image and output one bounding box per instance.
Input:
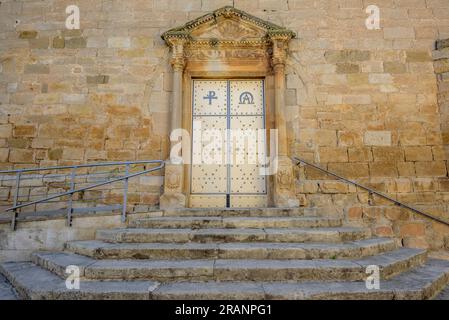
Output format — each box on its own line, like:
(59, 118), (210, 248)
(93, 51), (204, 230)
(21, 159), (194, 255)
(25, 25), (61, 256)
(160, 6), (298, 209)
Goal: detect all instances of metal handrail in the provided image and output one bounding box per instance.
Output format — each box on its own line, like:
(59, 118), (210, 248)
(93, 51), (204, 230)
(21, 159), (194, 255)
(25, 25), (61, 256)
(293, 156), (449, 227)
(3, 160), (165, 230)
(0, 160), (161, 174)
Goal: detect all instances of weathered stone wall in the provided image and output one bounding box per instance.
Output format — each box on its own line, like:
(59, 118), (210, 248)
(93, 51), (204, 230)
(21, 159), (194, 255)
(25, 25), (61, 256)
(1, 1), (449, 248)
(0, 211), (162, 262)
(0, 168), (163, 213)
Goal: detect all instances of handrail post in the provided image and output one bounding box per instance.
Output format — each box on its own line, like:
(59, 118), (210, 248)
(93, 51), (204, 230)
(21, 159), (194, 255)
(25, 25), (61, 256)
(122, 164), (129, 223)
(67, 167), (76, 227)
(11, 171), (22, 231)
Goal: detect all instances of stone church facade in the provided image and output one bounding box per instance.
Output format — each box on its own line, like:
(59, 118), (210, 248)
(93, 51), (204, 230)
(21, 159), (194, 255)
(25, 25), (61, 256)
(1, 0), (449, 252)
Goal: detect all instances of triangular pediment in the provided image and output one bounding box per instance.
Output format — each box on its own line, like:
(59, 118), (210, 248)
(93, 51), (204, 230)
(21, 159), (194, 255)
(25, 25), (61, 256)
(162, 6), (295, 45)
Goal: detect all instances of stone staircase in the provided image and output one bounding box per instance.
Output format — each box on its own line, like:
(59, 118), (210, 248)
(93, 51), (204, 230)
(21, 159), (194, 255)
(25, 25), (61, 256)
(1, 207), (449, 300)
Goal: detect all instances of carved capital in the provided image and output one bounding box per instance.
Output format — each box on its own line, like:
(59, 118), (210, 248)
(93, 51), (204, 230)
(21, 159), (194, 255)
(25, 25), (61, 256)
(165, 34), (189, 71)
(268, 30), (294, 68)
(170, 56), (185, 71)
(270, 39), (288, 67)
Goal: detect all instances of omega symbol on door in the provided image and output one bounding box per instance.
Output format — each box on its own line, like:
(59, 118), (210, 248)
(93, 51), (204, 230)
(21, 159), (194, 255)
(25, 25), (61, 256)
(239, 91), (254, 104)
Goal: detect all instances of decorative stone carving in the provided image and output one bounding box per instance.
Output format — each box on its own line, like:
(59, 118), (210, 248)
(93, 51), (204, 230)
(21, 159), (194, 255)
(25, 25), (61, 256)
(274, 156), (299, 208)
(160, 162), (185, 209)
(165, 165), (181, 191)
(185, 48), (269, 61)
(277, 166), (293, 190)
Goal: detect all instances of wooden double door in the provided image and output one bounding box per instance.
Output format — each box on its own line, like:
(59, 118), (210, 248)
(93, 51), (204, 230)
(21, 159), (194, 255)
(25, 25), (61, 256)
(189, 79), (268, 208)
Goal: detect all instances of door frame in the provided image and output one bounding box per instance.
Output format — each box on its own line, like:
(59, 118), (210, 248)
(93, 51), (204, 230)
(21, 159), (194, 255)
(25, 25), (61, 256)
(160, 8), (298, 209)
(182, 72), (275, 208)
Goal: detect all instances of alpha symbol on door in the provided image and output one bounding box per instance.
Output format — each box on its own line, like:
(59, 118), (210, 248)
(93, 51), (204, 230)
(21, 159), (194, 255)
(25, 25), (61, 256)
(239, 91), (254, 104)
(203, 91), (218, 105)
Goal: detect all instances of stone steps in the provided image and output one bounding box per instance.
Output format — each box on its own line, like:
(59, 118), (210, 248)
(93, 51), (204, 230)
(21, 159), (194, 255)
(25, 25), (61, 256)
(96, 227), (371, 243)
(0, 262), (154, 300)
(152, 259), (449, 300)
(0, 273), (18, 300)
(436, 284), (449, 300)
(30, 248), (425, 282)
(2, 259), (449, 300)
(129, 216), (342, 229)
(65, 238), (397, 260)
(2, 207), (449, 300)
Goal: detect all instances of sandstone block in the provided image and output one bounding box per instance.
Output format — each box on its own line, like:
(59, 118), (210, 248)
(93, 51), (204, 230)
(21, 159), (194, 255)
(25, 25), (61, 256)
(400, 222), (425, 237)
(413, 178), (437, 191)
(107, 150), (135, 161)
(347, 206), (363, 220)
(386, 179), (412, 193)
(406, 51), (431, 62)
(62, 94), (86, 105)
(338, 131), (362, 147)
(432, 146), (449, 160)
(438, 179), (449, 191)
(362, 207), (382, 220)
(320, 74), (347, 85)
(118, 49), (145, 58)
(415, 161), (447, 177)
(364, 131), (391, 146)
(0, 148), (9, 162)
(318, 147), (348, 162)
(343, 95), (371, 104)
(62, 148), (84, 160)
(87, 75), (109, 84)
(404, 146), (433, 161)
(85, 149), (107, 161)
(383, 27), (415, 39)
(384, 207), (409, 221)
(29, 37), (49, 49)
(131, 36), (153, 49)
(65, 37), (86, 49)
(19, 31), (37, 39)
(369, 162), (398, 177)
(383, 61), (406, 74)
(402, 237), (429, 249)
(372, 147), (404, 161)
(369, 73), (393, 84)
(9, 149), (34, 163)
(336, 63), (359, 73)
(348, 147), (373, 162)
(61, 29), (83, 37)
(324, 50), (371, 63)
(24, 64), (49, 74)
(327, 163), (369, 178)
(397, 162), (416, 176)
(320, 181), (348, 193)
(374, 225), (394, 237)
(48, 148), (63, 160)
(52, 37), (65, 48)
(108, 37), (131, 48)
(33, 93), (59, 104)
(0, 124), (12, 138)
(9, 138), (28, 148)
(13, 125), (36, 137)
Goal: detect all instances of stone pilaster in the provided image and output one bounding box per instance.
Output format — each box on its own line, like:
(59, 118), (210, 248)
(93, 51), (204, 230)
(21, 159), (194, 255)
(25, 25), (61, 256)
(160, 35), (188, 209)
(269, 32), (299, 208)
